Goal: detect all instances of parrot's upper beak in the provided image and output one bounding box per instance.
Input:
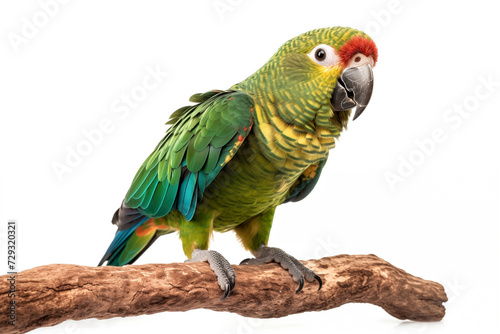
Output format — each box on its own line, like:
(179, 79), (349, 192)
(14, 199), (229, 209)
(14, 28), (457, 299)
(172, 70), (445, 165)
(330, 63), (374, 120)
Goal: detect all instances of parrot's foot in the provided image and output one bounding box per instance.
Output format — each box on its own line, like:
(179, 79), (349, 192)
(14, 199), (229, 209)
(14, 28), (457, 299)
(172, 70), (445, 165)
(186, 249), (236, 300)
(240, 245), (322, 293)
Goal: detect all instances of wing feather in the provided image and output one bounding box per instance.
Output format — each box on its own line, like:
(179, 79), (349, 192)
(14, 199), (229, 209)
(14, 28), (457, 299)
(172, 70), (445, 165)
(123, 90), (254, 222)
(284, 159), (327, 203)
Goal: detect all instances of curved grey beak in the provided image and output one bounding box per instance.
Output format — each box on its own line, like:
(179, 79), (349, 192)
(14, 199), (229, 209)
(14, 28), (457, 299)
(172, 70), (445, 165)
(331, 64), (374, 120)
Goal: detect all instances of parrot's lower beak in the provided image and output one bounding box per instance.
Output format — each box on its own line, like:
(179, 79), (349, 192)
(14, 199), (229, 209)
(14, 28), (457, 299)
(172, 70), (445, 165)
(330, 64), (374, 120)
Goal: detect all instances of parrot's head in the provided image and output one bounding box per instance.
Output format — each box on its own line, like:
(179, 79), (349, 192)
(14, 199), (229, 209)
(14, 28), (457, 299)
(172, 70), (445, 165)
(238, 27), (378, 132)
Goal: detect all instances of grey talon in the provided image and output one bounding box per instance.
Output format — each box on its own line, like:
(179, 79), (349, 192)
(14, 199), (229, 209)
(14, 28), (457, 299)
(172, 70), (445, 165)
(314, 275), (323, 291)
(242, 245), (322, 293)
(296, 276), (304, 293)
(221, 284), (231, 301)
(187, 249), (236, 300)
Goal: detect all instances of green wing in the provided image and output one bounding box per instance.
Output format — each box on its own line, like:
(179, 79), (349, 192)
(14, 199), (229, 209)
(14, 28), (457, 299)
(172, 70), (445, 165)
(284, 159), (327, 203)
(124, 90), (254, 221)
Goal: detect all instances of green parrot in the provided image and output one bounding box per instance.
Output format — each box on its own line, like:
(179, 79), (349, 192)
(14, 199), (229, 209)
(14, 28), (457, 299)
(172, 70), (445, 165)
(99, 26), (378, 299)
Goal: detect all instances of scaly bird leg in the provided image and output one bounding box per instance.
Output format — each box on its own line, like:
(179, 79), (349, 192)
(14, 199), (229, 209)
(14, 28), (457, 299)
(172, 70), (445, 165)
(186, 249), (236, 300)
(240, 245), (322, 292)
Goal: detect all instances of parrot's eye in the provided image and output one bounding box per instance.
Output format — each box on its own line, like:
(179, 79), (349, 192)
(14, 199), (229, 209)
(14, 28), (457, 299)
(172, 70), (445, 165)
(308, 44), (339, 67)
(315, 49), (326, 60)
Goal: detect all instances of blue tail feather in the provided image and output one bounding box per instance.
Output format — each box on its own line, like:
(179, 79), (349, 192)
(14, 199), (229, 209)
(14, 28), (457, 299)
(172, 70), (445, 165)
(98, 216), (148, 266)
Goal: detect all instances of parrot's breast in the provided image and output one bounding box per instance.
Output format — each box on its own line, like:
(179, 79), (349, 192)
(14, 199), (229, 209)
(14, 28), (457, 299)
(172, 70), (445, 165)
(198, 95), (342, 232)
(200, 133), (302, 232)
(252, 103), (337, 170)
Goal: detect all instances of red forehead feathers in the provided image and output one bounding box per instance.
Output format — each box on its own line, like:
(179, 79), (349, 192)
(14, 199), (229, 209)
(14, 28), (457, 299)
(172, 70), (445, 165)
(338, 35), (378, 66)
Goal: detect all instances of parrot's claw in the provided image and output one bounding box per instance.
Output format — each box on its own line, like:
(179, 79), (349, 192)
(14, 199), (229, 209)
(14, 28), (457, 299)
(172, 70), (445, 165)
(240, 245), (322, 292)
(187, 249), (235, 300)
(313, 274), (323, 291)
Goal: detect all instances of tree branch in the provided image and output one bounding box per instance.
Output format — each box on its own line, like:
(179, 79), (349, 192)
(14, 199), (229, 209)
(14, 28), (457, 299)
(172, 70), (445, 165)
(0, 254), (447, 333)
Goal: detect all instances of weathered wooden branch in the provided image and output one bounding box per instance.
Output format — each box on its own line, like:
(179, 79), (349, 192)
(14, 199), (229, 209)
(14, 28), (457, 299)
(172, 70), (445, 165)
(0, 254), (447, 333)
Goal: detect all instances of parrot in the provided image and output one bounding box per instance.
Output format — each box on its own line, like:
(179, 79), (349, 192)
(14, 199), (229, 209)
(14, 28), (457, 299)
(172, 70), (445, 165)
(98, 26), (378, 300)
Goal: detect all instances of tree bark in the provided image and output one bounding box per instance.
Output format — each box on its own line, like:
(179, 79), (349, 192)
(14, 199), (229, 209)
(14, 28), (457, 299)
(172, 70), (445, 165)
(0, 254), (447, 334)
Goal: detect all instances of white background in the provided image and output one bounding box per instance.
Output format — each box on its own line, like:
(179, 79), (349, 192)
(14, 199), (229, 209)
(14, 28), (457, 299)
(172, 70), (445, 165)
(1, 0), (499, 333)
